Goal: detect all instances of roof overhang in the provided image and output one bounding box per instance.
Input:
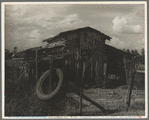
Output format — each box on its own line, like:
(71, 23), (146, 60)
(43, 26), (111, 43)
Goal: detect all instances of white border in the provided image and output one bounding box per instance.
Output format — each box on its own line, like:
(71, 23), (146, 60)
(145, 1), (148, 118)
(0, 1), (148, 4)
(1, 1), (148, 119)
(1, 2), (5, 119)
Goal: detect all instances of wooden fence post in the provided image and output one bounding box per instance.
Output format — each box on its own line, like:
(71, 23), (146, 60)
(125, 57), (136, 112)
(126, 69), (136, 111)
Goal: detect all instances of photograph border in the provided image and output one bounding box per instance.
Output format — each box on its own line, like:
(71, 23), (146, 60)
(1, 1), (148, 119)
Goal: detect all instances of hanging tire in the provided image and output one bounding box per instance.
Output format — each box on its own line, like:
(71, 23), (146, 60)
(36, 68), (63, 100)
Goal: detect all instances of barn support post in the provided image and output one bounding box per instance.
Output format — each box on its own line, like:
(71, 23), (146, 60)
(79, 48), (83, 115)
(62, 46), (65, 77)
(103, 60), (107, 89)
(72, 51), (75, 82)
(49, 55), (53, 92)
(80, 61), (85, 115)
(91, 56), (93, 78)
(35, 49), (38, 84)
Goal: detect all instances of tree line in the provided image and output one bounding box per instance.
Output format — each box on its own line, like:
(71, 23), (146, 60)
(123, 48), (145, 64)
(5, 46), (18, 60)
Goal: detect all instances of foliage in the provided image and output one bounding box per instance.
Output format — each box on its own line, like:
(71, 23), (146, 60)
(13, 46), (18, 54)
(125, 48), (145, 64)
(5, 62), (67, 116)
(5, 49), (13, 60)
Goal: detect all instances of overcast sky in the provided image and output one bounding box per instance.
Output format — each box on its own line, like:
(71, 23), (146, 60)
(5, 3), (145, 53)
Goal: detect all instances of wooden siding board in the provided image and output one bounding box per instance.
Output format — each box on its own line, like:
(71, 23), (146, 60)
(80, 30), (96, 50)
(80, 31), (84, 49)
(86, 31), (93, 49)
(92, 30), (105, 87)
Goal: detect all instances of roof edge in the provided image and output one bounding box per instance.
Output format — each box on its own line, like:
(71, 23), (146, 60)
(43, 26), (111, 43)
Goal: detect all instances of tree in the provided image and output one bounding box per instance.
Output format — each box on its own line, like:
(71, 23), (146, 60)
(5, 49), (13, 60)
(134, 50), (140, 56)
(13, 46), (18, 54)
(130, 50), (140, 63)
(133, 50), (140, 63)
(126, 49), (130, 54)
(141, 48), (145, 64)
(131, 50), (135, 55)
(5, 49), (9, 60)
(141, 48), (145, 56)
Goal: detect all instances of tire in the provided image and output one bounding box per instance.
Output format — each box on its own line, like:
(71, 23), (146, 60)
(36, 68), (63, 100)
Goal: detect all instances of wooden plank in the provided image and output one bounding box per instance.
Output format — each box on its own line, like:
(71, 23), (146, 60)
(62, 46), (65, 77)
(49, 55), (53, 92)
(71, 51), (75, 81)
(67, 83), (107, 113)
(79, 49), (83, 115)
(35, 50), (38, 84)
(91, 57), (93, 78)
(11, 58), (25, 60)
(79, 31), (84, 49)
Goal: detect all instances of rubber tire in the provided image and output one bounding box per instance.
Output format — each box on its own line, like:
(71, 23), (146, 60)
(36, 68), (63, 100)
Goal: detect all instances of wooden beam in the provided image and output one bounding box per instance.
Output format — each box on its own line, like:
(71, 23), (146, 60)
(80, 48), (83, 115)
(35, 50), (38, 84)
(91, 57), (93, 78)
(67, 83), (107, 113)
(49, 55), (53, 92)
(62, 46), (65, 78)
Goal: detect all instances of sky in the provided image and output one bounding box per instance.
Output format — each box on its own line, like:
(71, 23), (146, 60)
(4, 3), (145, 53)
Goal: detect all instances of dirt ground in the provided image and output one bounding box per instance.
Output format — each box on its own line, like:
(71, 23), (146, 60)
(64, 87), (145, 116)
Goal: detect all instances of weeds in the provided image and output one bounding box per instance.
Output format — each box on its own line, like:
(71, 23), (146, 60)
(5, 62), (67, 116)
(5, 61), (145, 116)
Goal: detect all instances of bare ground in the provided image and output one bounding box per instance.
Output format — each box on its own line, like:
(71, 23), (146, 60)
(64, 88), (145, 116)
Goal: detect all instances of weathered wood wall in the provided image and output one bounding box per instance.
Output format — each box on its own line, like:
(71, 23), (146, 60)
(44, 27), (111, 87)
(78, 29), (105, 87)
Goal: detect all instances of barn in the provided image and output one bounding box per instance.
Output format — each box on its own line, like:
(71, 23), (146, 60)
(43, 26), (133, 88)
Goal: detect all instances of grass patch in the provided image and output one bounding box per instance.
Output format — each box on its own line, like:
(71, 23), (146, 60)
(5, 62), (67, 116)
(5, 61), (145, 116)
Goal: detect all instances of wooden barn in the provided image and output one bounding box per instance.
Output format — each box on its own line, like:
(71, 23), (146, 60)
(42, 26), (133, 88)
